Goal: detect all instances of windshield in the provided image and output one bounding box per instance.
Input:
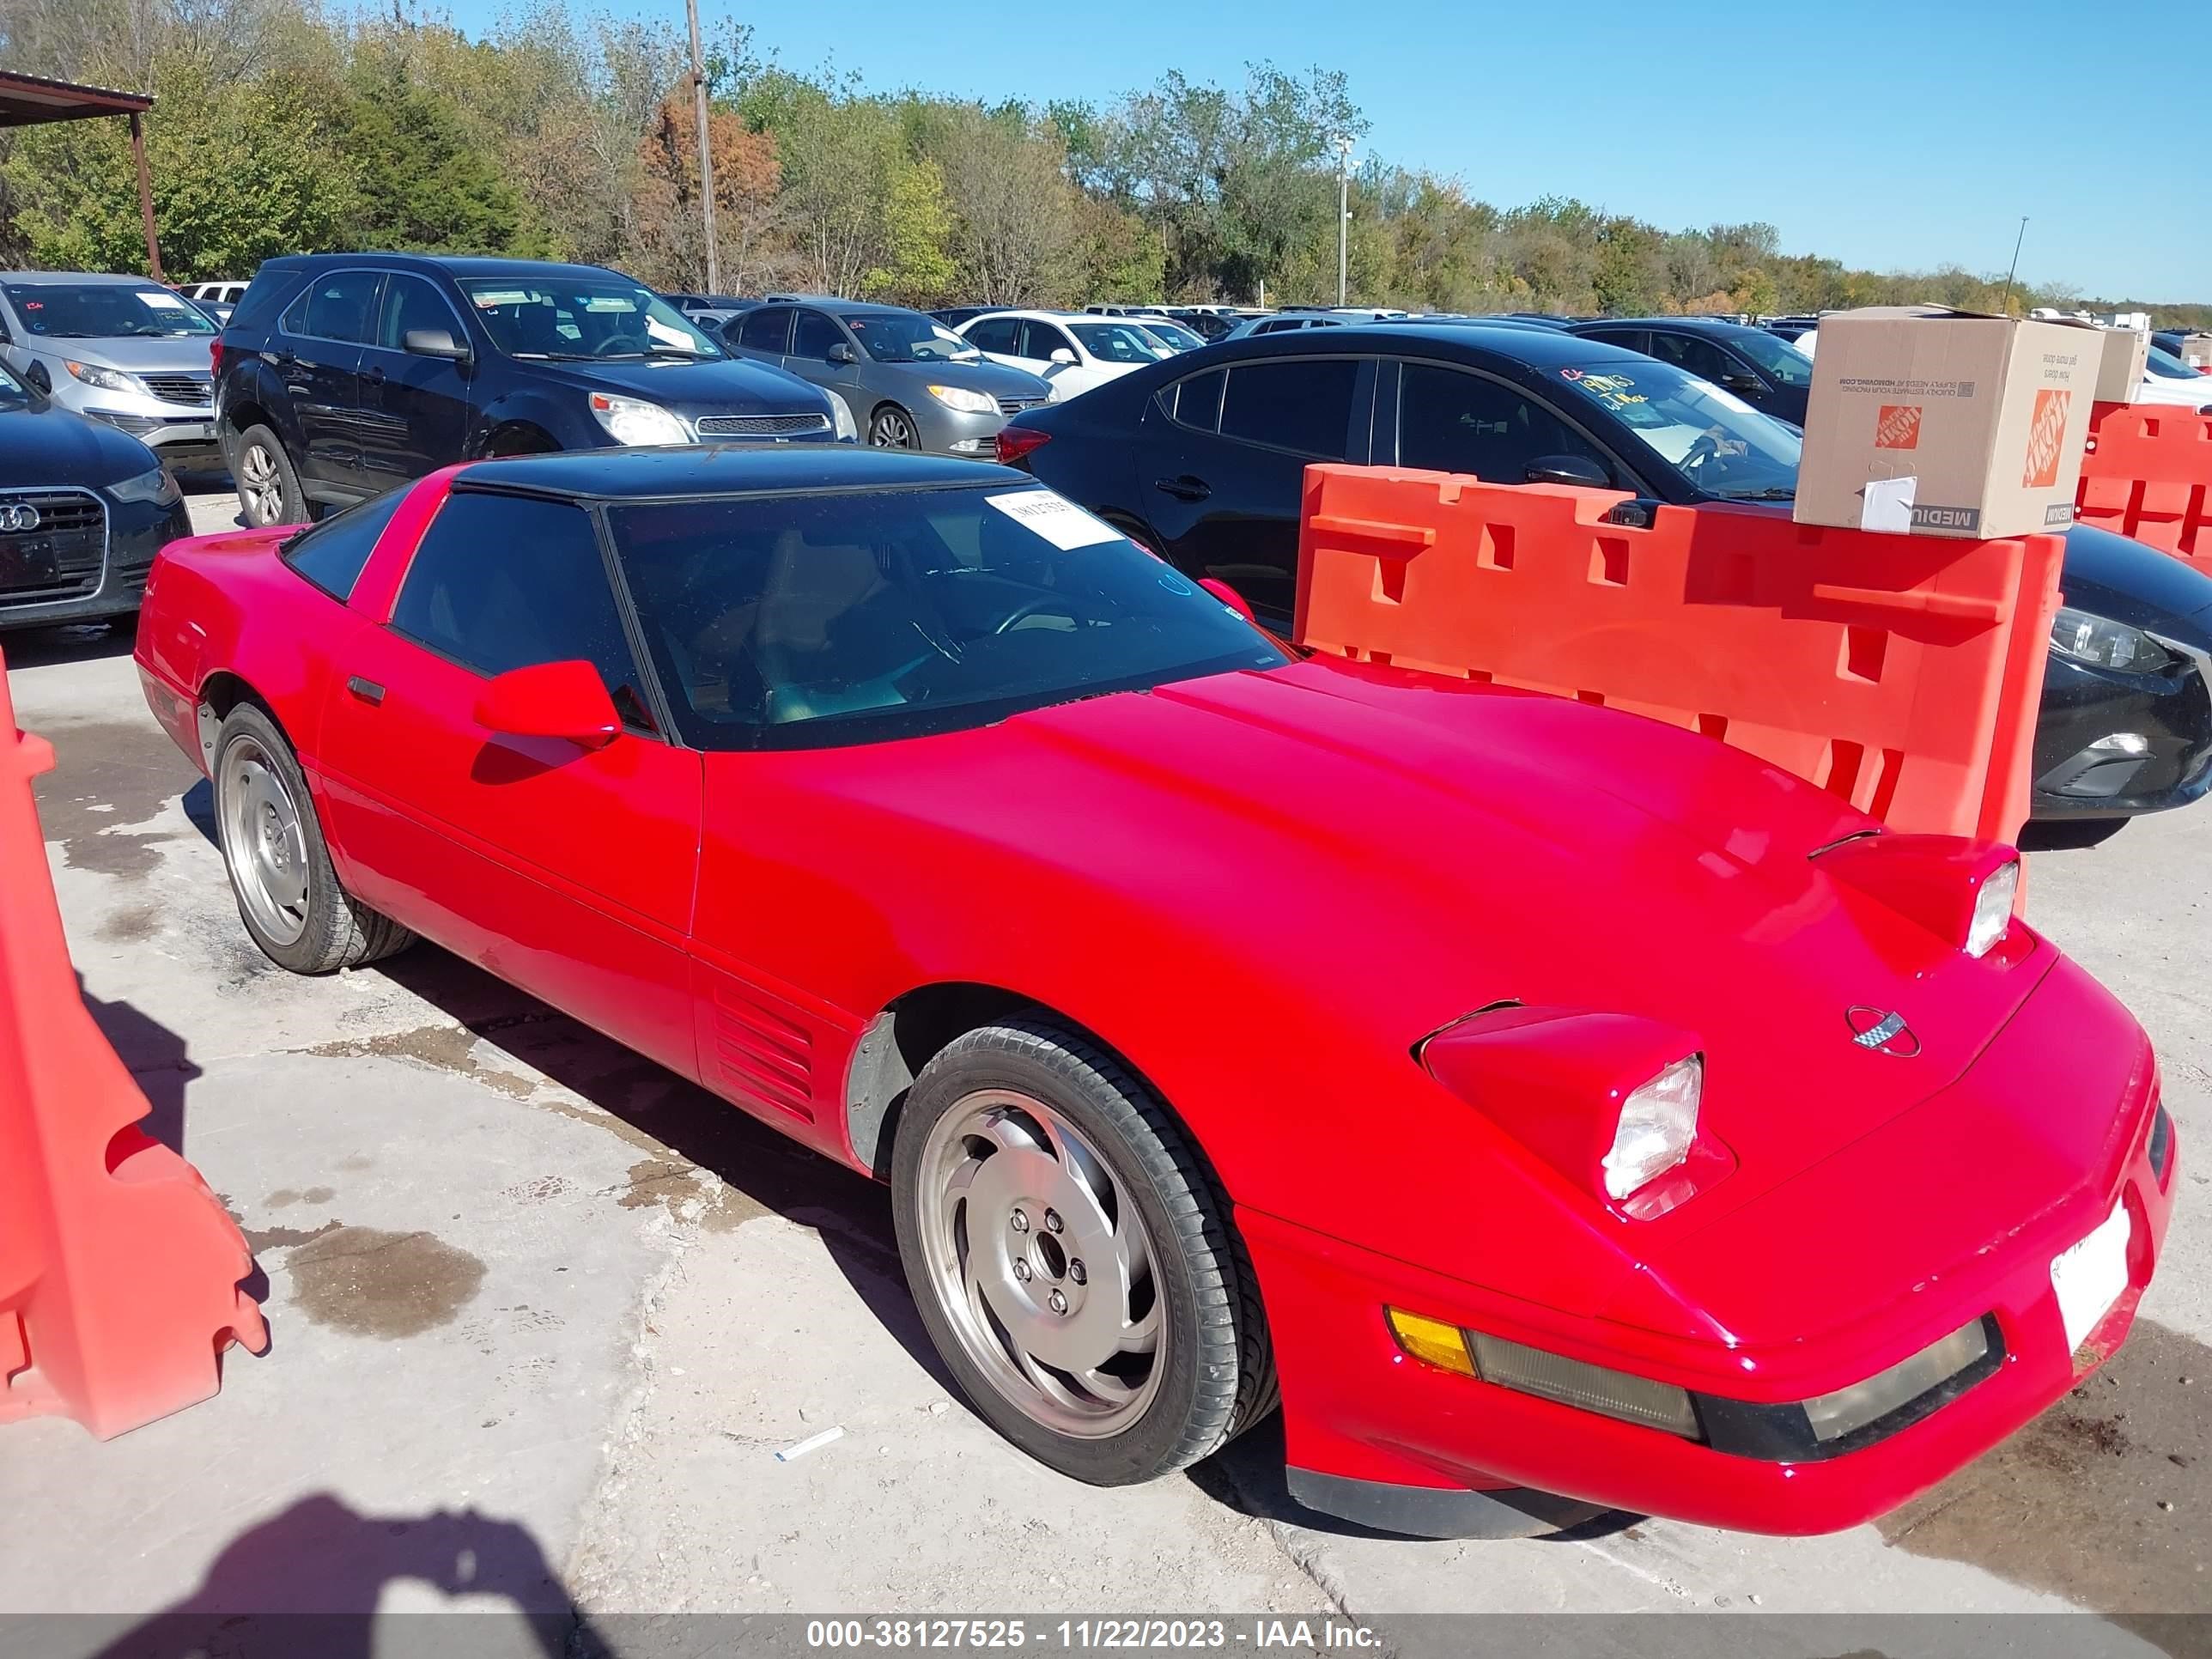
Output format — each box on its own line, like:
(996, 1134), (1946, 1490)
(1069, 322), (1171, 364)
(459, 277), (723, 361)
(1556, 358), (1802, 500)
(2147, 346), (2201, 380)
(4, 282), (217, 339)
(611, 483), (1286, 750)
(847, 313), (980, 363)
(1135, 319), (1205, 351)
(1727, 327), (1816, 387)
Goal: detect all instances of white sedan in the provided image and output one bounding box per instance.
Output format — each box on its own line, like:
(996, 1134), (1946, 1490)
(2130, 344), (2212, 411)
(957, 311), (1170, 399)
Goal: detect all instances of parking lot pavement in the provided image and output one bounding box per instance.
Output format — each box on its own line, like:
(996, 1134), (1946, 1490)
(0, 634), (2205, 1644)
(182, 480), (240, 537)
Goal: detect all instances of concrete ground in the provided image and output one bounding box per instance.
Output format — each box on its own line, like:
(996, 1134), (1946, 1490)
(1, 485), (2205, 1652)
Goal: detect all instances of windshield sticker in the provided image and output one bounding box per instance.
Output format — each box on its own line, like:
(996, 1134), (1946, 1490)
(1561, 369), (1646, 410)
(140, 290), (188, 309)
(986, 490), (1124, 551)
(472, 289), (530, 308)
(581, 296), (640, 313)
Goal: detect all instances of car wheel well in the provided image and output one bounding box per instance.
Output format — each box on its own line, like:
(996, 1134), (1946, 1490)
(223, 401), (273, 442)
(480, 422), (559, 459)
(846, 983), (1168, 1181)
(194, 672), (283, 773)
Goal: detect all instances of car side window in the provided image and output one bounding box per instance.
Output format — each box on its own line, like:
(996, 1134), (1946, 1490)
(1583, 327), (1649, 354)
(1649, 331), (1740, 385)
(1159, 368), (1224, 433)
(1395, 362), (1614, 483)
(1218, 358), (1361, 459)
(1022, 321), (1073, 361)
(377, 275), (460, 351)
(281, 489), (409, 601)
(288, 270), (384, 345)
(739, 307), (793, 353)
(391, 492), (656, 730)
(967, 317), (1018, 354)
(792, 310), (843, 361)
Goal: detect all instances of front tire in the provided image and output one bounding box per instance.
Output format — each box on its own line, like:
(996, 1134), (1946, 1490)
(233, 424), (307, 527)
(869, 405), (920, 449)
(211, 704), (414, 974)
(890, 1018), (1274, 1486)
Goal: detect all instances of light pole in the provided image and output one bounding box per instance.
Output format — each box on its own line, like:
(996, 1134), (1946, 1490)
(2000, 216), (2027, 316)
(685, 0), (719, 294)
(1334, 135), (1355, 306)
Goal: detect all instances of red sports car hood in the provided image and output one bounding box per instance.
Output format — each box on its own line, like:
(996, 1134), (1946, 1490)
(931, 656), (2052, 1221)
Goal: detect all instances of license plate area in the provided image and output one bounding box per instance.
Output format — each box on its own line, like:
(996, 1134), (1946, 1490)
(2051, 1200), (2132, 1354)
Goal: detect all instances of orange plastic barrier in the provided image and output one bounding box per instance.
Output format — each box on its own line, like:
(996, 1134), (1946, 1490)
(1, 651), (266, 1439)
(2076, 401), (2212, 576)
(1296, 468), (2063, 846)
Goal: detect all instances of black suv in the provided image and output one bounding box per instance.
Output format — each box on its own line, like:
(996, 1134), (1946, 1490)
(214, 254), (847, 526)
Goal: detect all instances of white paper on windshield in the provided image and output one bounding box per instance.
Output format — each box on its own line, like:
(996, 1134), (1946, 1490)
(1860, 475), (1917, 535)
(473, 289), (529, 308)
(987, 490), (1124, 550)
(645, 316), (693, 347)
(140, 290), (188, 309)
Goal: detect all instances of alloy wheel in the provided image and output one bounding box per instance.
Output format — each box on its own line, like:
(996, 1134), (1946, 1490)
(218, 733), (311, 946)
(914, 1088), (1164, 1437)
(238, 443), (285, 526)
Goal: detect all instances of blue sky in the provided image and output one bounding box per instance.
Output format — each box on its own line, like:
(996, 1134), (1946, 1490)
(451, 0), (2208, 301)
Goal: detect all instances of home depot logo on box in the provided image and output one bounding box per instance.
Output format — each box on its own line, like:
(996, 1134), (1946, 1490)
(2021, 388), (2072, 489)
(1875, 404), (1923, 449)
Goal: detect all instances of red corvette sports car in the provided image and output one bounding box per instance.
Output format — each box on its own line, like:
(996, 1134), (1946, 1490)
(134, 447), (2174, 1538)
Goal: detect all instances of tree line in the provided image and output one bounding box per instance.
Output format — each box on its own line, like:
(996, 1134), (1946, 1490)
(2, 0), (2203, 327)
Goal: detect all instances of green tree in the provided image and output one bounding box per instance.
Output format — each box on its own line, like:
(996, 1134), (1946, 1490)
(336, 52), (538, 254)
(866, 156), (956, 303)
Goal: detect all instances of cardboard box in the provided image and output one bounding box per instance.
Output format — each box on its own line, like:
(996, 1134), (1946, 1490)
(1795, 306), (2097, 539)
(2178, 333), (2212, 370)
(2092, 328), (2149, 402)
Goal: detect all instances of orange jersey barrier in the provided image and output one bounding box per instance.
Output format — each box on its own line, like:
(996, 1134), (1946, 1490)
(2076, 402), (2212, 576)
(1295, 467), (2063, 847)
(1, 653), (266, 1439)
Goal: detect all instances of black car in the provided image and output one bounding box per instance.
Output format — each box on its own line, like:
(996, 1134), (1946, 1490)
(0, 356), (191, 629)
(214, 255), (844, 527)
(931, 307), (1001, 330)
(1000, 325), (2212, 823)
(1566, 316), (1814, 425)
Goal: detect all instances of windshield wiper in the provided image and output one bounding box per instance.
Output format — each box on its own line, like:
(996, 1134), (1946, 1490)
(642, 347), (712, 360)
(1717, 487), (1797, 501)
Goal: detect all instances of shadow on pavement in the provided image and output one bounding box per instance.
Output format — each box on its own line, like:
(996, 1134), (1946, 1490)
(0, 620), (138, 671)
(369, 943), (962, 1399)
(77, 980), (201, 1159)
(73, 1492), (595, 1659)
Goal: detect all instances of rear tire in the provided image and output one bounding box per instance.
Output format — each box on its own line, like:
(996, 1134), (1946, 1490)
(211, 703), (414, 974)
(233, 424), (307, 527)
(890, 1018), (1274, 1486)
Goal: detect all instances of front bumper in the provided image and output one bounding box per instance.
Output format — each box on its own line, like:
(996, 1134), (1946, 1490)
(2032, 648), (2212, 818)
(906, 397), (1031, 459)
(1244, 1073), (2174, 1538)
(0, 494), (190, 630)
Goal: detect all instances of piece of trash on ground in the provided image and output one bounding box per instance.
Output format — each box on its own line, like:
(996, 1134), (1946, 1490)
(775, 1425), (844, 1462)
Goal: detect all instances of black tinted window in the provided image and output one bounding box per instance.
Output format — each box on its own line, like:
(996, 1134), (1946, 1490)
(792, 310), (843, 360)
(282, 489), (407, 600)
(1583, 327), (1648, 354)
(1161, 368), (1224, 432)
(611, 485), (1285, 750)
(1219, 359), (1359, 458)
(1649, 331), (1739, 385)
(292, 271), (383, 345)
(379, 276), (459, 351)
(392, 493), (652, 724)
(966, 317), (1018, 354)
(1397, 363), (1613, 482)
(1022, 321), (1073, 361)
(740, 307), (793, 352)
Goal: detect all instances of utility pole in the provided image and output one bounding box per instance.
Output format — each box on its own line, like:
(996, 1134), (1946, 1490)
(1335, 135), (1354, 306)
(685, 0), (719, 294)
(2000, 216), (2027, 316)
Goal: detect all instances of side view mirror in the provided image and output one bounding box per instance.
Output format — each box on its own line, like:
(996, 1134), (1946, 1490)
(403, 327), (472, 363)
(1048, 348), (1078, 367)
(827, 341), (858, 365)
(1197, 577), (1256, 623)
(474, 659), (621, 749)
(1719, 369), (1765, 394)
(1523, 453), (1612, 488)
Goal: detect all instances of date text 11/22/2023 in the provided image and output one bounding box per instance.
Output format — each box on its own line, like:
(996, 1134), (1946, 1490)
(802, 1620), (1384, 1650)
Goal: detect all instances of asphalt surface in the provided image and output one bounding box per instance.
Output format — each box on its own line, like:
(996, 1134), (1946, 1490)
(0, 486), (2205, 1656)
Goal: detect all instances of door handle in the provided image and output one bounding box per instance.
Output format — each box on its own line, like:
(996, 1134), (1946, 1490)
(1153, 475), (1212, 503)
(269, 349), (295, 368)
(346, 676), (385, 706)
(362, 365), (386, 386)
